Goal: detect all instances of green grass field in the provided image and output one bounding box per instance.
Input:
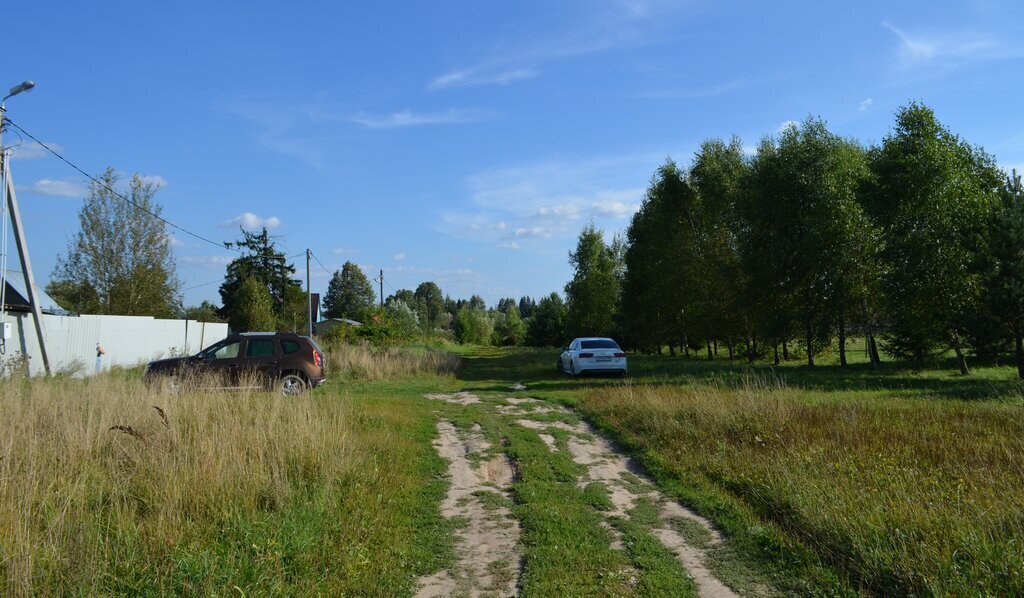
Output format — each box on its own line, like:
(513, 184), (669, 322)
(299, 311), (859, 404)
(4, 343), (1022, 595)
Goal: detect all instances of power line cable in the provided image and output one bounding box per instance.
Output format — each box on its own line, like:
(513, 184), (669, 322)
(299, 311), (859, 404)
(2, 117), (240, 253)
(309, 251), (333, 278)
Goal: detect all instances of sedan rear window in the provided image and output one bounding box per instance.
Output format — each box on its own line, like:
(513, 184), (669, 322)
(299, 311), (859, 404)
(581, 339), (620, 349)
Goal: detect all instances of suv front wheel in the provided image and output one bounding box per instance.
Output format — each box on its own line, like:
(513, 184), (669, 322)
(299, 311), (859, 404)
(277, 373), (307, 397)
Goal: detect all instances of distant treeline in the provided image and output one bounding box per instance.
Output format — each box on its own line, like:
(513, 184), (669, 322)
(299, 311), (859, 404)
(558, 102), (1024, 378)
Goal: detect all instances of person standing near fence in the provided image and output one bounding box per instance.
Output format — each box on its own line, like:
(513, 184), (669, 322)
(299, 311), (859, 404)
(95, 344), (105, 374)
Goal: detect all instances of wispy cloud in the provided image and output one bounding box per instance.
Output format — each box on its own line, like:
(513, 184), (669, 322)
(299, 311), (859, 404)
(882, 21), (1019, 70)
(429, 68), (537, 90)
(392, 252), (406, 261)
(180, 255), (233, 269)
(227, 102), (326, 168)
(427, 1), (675, 91)
(858, 98), (874, 112)
(9, 140), (63, 160)
(18, 178), (86, 198)
(348, 108), (492, 129)
(332, 247), (358, 255)
(632, 79), (747, 100)
(220, 212), (282, 230)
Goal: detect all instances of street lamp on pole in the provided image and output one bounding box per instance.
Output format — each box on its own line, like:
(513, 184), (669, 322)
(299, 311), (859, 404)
(0, 79), (50, 375)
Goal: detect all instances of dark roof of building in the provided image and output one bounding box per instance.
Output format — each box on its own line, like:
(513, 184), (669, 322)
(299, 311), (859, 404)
(2, 270), (67, 314)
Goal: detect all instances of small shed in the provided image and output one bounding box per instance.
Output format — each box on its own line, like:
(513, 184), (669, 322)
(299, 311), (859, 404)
(314, 318), (363, 336)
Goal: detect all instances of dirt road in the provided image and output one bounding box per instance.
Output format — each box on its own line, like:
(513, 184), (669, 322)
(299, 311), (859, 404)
(417, 389), (747, 597)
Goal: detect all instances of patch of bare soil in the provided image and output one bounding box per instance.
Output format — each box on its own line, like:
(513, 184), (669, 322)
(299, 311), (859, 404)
(424, 391), (482, 406)
(515, 413), (737, 598)
(416, 420), (521, 597)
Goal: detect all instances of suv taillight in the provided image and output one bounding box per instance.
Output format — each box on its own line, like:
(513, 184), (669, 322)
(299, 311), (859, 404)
(313, 349), (323, 368)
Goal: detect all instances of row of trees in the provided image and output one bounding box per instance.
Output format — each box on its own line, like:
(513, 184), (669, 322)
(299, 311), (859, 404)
(559, 103), (1024, 377)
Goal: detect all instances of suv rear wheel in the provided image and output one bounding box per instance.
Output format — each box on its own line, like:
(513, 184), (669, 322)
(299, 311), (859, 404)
(278, 373), (307, 396)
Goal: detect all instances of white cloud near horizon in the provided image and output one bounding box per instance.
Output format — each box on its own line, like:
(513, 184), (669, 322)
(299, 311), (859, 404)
(393, 252), (406, 261)
(139, 174), (168, 188)
(438, 154), (654, 249)
(9, 140), (64, 160)
(778, 120), (799, 133)
(18, 178), (87, 198)
(220, 212), (282, 230)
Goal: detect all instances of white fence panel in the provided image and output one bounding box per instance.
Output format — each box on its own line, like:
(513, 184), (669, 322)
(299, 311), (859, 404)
(0, 312), (228, 377)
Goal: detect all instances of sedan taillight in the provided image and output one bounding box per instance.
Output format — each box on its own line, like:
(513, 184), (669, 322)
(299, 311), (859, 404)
(578, 352), (594, 358)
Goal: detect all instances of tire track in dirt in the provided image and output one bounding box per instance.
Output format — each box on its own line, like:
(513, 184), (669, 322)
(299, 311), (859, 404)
(506, 398), (738, 598)
(416, 395), (521, 597)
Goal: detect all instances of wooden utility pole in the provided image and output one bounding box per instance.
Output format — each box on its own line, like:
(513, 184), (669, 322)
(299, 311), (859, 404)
(306, 249), (312, 337)
(379, 269), (384, 307)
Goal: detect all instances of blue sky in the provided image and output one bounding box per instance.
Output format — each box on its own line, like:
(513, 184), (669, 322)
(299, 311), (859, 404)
(4, 0), (1024, 309)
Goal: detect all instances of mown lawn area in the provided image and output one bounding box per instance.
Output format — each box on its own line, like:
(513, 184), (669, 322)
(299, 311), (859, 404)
(456, 344), (1024, 594)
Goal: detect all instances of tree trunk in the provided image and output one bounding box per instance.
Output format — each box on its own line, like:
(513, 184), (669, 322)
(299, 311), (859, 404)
(669, 343), (676, 357)
(773, 342), (780, 365)
(713, 338), (719, 357)
(1015, 329), (1024, 380)
(683, 333), (689, 357)
(747, 336), (755, 364)
(706, 335), (713, 360)
(806, 326), (815, 367)
(838, 316), (847, 367)
(727, 339), (734, 360)
(868, 333), (881, 366)
(950, 331), (970, 375)
(782, 339), (790, 361)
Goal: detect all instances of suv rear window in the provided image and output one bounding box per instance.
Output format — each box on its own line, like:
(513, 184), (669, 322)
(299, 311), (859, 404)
(281, 340), (301, 354)
(247, 339), (276, 357)
(581, 339), (620, 349)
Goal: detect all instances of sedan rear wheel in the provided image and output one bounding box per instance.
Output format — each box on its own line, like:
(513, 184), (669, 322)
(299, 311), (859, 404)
(278, 374), (307, 397)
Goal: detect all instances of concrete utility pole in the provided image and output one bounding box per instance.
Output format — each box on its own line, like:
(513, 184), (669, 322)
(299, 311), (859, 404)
(1, 81), (50, 375)
(306, 249), (312, 337)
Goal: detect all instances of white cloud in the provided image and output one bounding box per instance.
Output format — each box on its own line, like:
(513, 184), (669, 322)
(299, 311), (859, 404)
(778, 120), (799, 134)
(882, 21), (1019, 70)
(429, 68), (538, 90)
(393, 252), (406, 261)
(742, 145), (758, 156)
(632, 80), (747, 100)
(438, 154), (652, 248)
(332, 247), (358, 255)
(348, 108), (491, 129)
(138, 174), (167, 188)
(18, 178), (86, 198)
(167, 234), (187, 248)
(180, 255), (233, 269)
(220, 212), (282, 230)
(9, 140), (63, 160)
(591, 198), (640, 218)
(858, 98), (874, 112)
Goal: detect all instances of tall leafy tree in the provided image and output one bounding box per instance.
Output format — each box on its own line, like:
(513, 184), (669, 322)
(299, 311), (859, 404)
(565, 223), (621, 338)
(48, 168), (181, 317)
(689, 137), (748, 358)
(414, 281), (446, 329)
(322, 261), (376, 320)
(518, 296), (537, 318)
(620, 160), (697, 352)
(183, 301), (223, 323)
(218, 227), (303, 328)
(865, 103), (1001, 372)
(230, 277), (276, 332)
(984, 170), (1024, 378)
(526, 292), (568, 347)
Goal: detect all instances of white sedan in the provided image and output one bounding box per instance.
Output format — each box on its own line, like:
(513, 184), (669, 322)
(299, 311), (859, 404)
(558, 337), (628, 377)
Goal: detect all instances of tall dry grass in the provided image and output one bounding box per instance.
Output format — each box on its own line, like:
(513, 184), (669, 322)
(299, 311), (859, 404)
(323, 342), (461, 381)
(0, 373), (407, 595)
(581, 376), (1024, 594)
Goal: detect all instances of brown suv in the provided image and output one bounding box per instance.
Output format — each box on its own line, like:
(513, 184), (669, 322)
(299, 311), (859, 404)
(144, 332), (327, 396)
